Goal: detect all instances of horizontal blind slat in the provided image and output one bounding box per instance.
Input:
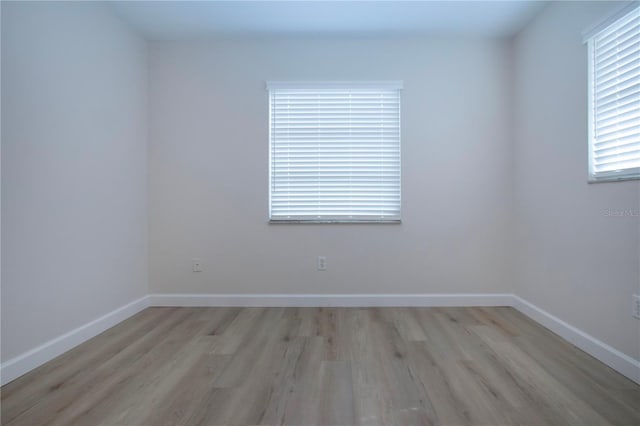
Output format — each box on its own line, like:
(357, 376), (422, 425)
(595, 35), (640, 65)
(594, 67), (640, 93)
(594, 9), (640, 45)
(594, 134), (640, 151)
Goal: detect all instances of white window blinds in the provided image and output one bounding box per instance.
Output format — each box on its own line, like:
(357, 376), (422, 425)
(588, 5), (640, 182)
(268, 82), (402, 222)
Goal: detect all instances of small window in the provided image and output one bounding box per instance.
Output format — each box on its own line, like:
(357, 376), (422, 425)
(268, 82), (402, 223)
(587, 5), (640, 182)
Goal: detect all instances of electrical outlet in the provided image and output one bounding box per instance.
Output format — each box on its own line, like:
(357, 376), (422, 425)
(192, 258), (203, 273)
(633, 294), (640, 319)
(317, 256), (327, 271)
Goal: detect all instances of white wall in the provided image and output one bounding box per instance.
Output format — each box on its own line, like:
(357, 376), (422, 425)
(1, 2), (148, 362)
(149, 37), (513, 295)
(513, 1), (640, 360)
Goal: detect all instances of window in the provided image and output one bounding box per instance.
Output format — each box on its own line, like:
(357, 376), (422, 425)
(587, 5), (640, 182)
(268, 81), (402, 222)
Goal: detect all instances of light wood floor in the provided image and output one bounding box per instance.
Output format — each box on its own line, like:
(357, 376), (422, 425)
(1, 307), (639, 426)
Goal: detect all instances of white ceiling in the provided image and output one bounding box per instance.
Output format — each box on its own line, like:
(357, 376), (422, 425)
(110, 1), (548, 40)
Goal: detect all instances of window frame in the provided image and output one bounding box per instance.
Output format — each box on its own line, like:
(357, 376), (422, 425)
(586, 4), (640, 183)
(267, 81), (403, 224)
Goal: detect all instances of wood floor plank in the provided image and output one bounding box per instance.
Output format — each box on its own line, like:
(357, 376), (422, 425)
(254, 337), (308, 426)
(349, 324), (396, 424)
(470, 324), (614, 426)
(2, 307), (638, 426)
(423, 308), (557, 425)
(405, 341), (477, 426)
(59, 310), (235, 426)
(0, 307), (171, 423)
(280, 336), (324, 426)
(495, 307), (639, 390)
(7, 309), (207, 426)
(3, 308), (196, 426)
(511, 331), (640, 425)
(368, 308), (438, 424)
(139, 348), (232, 426)
(318, 361), (356, 426)
(467, 306), (519, 337)
(390, 307), (428, 342)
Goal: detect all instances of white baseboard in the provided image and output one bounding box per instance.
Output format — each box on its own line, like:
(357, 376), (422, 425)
(3, 293), (638, 387)
(147, 293), (514, 307)
(0, 296), (150, 386)
(512, 295), (640, 385)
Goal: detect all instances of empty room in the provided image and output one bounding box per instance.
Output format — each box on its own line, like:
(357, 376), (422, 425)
(1, 0), (639, 425)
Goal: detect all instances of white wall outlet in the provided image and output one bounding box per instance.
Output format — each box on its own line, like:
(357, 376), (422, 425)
(633, 294), (640, 320)
(192, 258), (203, 273)
(317, 256), (327, 271)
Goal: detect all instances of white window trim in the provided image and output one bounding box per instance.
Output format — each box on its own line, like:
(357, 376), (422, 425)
(585, 4), (640, 183)
(266, 81), (404, 91)
(267, 81), (403, 223)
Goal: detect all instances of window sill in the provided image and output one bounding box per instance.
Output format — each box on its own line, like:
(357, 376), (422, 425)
(588, 175), (640, 183)
(269, 219), (402, 224)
